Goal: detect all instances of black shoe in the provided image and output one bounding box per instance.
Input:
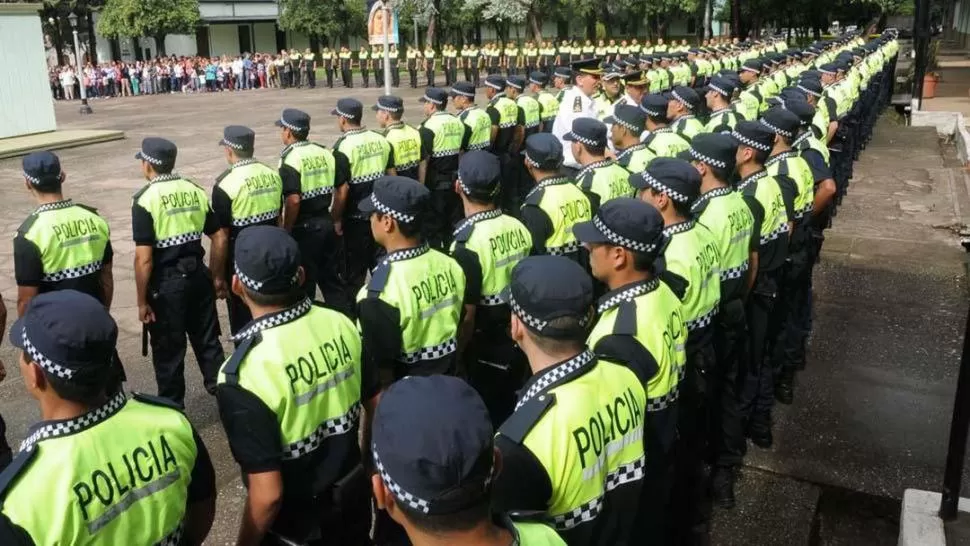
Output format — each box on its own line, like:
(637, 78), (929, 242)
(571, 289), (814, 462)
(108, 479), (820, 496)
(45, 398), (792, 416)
(775, 377), (794, 405)
(711, 467), (736, 509)
(747, 423), (773, 449)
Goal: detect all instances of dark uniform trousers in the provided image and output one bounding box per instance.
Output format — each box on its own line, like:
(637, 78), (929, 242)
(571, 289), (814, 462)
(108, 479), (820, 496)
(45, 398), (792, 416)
(428, 176), (462, 250)
(636, 405), (679, 545)
(392, 62), (400, 87)
(426, 63), (435, 87)
(226, 268), (254, 340)
(710, 298), (748, 469)
(306, 65), (316, 88)
(326, 64), (335, 88)
(293, 216), (354, 318)
(376, 64), (385, 87)
(671, 331), (717, 544)
(738, 269), (782, 434)
(342, 217), (378, 304)
(409, 66), (418, 88)
(769, 224), (814, 384)
(361, 65), (371, 88)
(0, 416), (11, 473)
(464, 323), (528, 428)
(342, 65), (353, 88)
(149, 257), (225, 405)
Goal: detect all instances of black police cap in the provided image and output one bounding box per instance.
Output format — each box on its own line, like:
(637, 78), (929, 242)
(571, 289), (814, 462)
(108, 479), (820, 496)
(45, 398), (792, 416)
(760, 106), (801, 139)
(419, 87), (448, 105)
(640, 93), (669, 118)
(528, 71), (549, 86)
(523, 133), (564, 171)
(220, 125), (255, 152)
(506, 75), (527, 91)
(564, 117), (608, 149)
(741, 59), (763, 74)
(778, 87), (808, 102)
(359, 176), (430, 224)
(681, 133), (737, 173)
(135, 137), (177, 169)
(796, 78), (823, 98)
(604, 104), (646, 135)
(783, 99), (816, 126)
(331, 98), (363, 119)
(622, 70), (649, 87)
(484, 74), (506, 90)
(730, 120), (775, 152)
(233, 226), (302, 295)
(631, 157), (701, 204)
(373, 95), (405, 113)
(22, 151), (63, 187)
(667, 86), (700, 111)
(705, 75), (737, 98)
(502, 256), (593, 339)
(553, 66), (572, 80)
(449, 81), (476, 98)
(372, 375), (494, 516)
(457, 151), (501, 198)
(573, 198), (667, 256)
(571, 57), (603, 76)
(275, 108), (311, 133)
(818, 63), (838, 75)
(10, 290), (117, 383)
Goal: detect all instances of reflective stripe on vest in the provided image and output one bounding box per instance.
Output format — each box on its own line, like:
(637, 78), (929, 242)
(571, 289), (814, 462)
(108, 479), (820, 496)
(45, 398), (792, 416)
(588, 279), (687, 410)
(737, 170), (789, 246)
(576, 159), (635, 205)
(523, 177), (591, 255)
(422, 112), (465, 157)
(219, 301), (364, 460)
(517, 95), (542, 129)
(134, 174), (210, 249)
(537, 91), (559, 121)
(491, 95), (520, 129)
(384, 123), (423, 172)
(5, 394), (197, 545)
(281, 141), (338, 199)
(662, 220), (721, 330)
(22, 201), (110, 282)
(460, 107), (493, 151)
(450, 210), (533, 305)
(336, 129), (391, 185)
(645, 129), (690, 158)
(616, 144), (655, 174)
(356, 245), (466, 363)
(217, 160), (283, 227)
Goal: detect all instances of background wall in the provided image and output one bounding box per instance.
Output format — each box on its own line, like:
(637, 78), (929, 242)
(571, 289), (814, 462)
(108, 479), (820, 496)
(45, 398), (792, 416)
(0, 4), (57, 139)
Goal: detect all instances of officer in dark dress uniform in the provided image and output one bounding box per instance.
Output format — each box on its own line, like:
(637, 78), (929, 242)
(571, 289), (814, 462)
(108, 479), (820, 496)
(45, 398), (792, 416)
(131, 138), (226, 406)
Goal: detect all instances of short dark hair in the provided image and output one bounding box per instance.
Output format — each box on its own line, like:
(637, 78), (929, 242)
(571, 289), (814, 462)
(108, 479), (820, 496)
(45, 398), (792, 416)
(348, 115), (363, 126)
(649, 187), (692, 217)
(647, 114), (669, 125)
(432, 102), (446, 112)
(527, 316), (590, 350)
(154, 163), (175, 175)
(752, 147), (770, 164)
(631, 249), (659, 273)
(377, 213), (424, 239)
(389, 110), (404, 121)
(35, 354), (109, 406)
(580, 143), (606, 157)
(708, 163), (731, 182)
(242, 284), (306, 308)
(31, 178), (63, 194)
(234, 148), (255, 159)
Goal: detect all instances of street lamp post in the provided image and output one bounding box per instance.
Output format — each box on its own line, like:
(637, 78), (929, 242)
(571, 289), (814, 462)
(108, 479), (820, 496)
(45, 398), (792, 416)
(413, 16), (419, 49)
(67, 12), (93, 115)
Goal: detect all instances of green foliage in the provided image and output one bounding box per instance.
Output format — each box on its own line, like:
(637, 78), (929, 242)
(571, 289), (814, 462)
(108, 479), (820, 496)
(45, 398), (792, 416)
(96, 0), (199, 39)
(278, 0), (366, 40)
(463, 0), (532, 23)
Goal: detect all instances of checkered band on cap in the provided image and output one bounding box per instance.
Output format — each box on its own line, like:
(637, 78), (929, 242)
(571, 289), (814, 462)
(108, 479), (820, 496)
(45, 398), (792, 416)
(422, 94), (443, 105)
(708, 83), (730, 97)
(485, 79), (504, 90)
(524, 151), (542, 168)
(373, 447), (434, 514)
(639, 170), (690, 203)
(641, 104), (663, 117)
(731, 129), (772, 152)
(377, 102), (401, 112)
(509, 295), (549, 334)
(370, 193), (416, 224)
(592, 215), (658, 254)
(20, 391), (127, 452)
(671, 89), (694, 110)
(333, 107), (356, 119)
(567, 131), (601, 147)
(279, 116), (308, 132)
(688, 147), (728, 169)
(517, 350), (595, 409)
(528, 77), (544, 85)
(451, 87), (476, 97)
(818, 67), (836, 75)
(797, 84), (822, 97)
(611, 116), (641, 134)
(506, 79), (524, 90)
(22, 330), (76, 380)
(741, 65), (761, 74)
(138, 150), (165, 166)
(759, 118), (793, 138)
(221, 138), (245, 150)
(233, 262), (300, 295)
(23, 172), (62, 186)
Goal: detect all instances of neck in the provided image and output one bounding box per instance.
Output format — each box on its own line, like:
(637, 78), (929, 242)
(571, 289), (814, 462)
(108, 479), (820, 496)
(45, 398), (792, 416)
(618, 137), (640, 150)
(700, 175), (729, 193)
(34, 191), (65, 205)
(409, 520), (512, 546)
(662, 209), (687, 227)
(737, 162), (763, 179)
(247, 300), (294, 321)
(463, 199), (496, 218)
(383, 235), (422, 254)
(579, 154), (606, 166)
(523, 344), (584, 376)
(39, 392), (106, 422)
(711, 100), (729, 111)
(606, 268), (650, 290)
(343, 125), (361, 133)
(771, 143), (791, 155)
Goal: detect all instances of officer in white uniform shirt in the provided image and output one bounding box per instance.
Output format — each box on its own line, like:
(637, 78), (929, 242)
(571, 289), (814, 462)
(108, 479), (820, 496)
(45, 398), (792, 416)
(552, 58), (603, 170)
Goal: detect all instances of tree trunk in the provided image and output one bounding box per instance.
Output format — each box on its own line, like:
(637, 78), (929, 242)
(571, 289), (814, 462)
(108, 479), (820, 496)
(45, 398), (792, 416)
(155, 33), (168, 56)
(528, 9), (542, 42)
(85, 11), (98, 63)
(585, 11), (595, 40)
(426, 15), (436, 48)
(732, 0), (742, 38)
(704, 0), (713, 39)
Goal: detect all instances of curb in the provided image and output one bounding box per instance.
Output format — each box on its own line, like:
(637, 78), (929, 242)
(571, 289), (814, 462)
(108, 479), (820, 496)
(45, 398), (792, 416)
(898, 489), (970, 546)
(911, 108), (970, 165)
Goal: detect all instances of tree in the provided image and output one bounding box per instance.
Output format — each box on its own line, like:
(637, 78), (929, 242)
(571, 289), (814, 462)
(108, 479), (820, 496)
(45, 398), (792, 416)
(97, 0), (199, 55)
(463, 0), (544, 42)
(278, 0), (365, 47)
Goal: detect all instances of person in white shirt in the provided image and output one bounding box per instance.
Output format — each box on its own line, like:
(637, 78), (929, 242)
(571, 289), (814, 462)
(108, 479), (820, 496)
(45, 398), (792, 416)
(231, 57), (244, 90)
(60, 68), (75, 100)
(551, 58), (602, 170)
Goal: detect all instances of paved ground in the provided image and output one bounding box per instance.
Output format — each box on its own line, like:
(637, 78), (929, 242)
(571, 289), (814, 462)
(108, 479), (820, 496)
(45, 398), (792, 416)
(0, 88), (968, 545)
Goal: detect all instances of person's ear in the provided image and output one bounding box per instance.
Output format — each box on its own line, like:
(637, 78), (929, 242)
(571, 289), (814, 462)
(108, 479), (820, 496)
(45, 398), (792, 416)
(372, 474), (390, 510)
(231, 275), (244, 298)
(295, 266), (306, 288)
(510, 313), (524, 343)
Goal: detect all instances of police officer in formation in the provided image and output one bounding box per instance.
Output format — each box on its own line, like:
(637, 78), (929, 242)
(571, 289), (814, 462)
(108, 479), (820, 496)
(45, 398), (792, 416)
(417, 87), (470, 248)
(567, 117), (635, 211)
(375, 95), (427, 181)
(451, 81), (493, 151)
(216, 226), (377, 544)
(277, 108), (354, 318)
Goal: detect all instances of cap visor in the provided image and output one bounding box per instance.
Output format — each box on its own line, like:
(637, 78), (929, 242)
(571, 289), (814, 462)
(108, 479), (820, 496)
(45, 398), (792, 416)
(329, 108), (340, 116)
(371, 104), (380, 111)
(417, 96), (430, 103)
(274, 119), (285, 128)
(358, 196), (378, 215)
(134, 151), (144, 161)
(676, 149), (693, 162)
(8, 317), (24, 349)
(603, 116), (618, 125)
(572, 221), (610, 245)
(563, 132), (577, 142)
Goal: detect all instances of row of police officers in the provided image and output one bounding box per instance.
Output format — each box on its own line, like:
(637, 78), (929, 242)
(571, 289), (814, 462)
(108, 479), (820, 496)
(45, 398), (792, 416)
(0, 29), (896, 546)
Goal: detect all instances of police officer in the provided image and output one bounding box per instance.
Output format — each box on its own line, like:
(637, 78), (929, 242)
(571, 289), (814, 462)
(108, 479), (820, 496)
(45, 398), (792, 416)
(407, 46), (421, 88)
(212, 125), (283, 336)
(520, 133), (591, 265)
(508, 75), (541, 139)
(640, 93), (691, 158)
(484, 74), (526, 210)
(418, 87), (471, 249)
(289, 48), (303, 87)
(391, 45), (403, 87)
(215, 226), (377, 545)
(529, 72), (558, 133)
(324, 47), (336, 88)
(667, 85), (705, 140)
(632, 158), (721, 545)
(0, 295), (8, 471)
(332, 98), (394, 299)
(491, 255), (647, 546)
(15, 151), (113, 314)
(730, 121), (797, 450)
(566, 117), (634, 212)
(575, 199), (687, 543)
(373, 45), (385, 88)
(339, 46), (353, 88)
(356, 176), (468, 383)
(682, 134), (757, 507)
(0, 290), (216, 545)
(424, 44), (437, 86)
(705, 75), (744, 133)
(552, 66), (572, 102)
(552, 58), (602, 170)
(277, 109), (354, 317)
(450, 151), (533, 427)
(132, 137), (226, 406)
(304, 47), (317, 88)
(359, 44), (371, 88)
(371, 375), (567, 546)
(605, 104), (656, 173)
(450, 81), (493, 152)
(375, 95), (427, 181)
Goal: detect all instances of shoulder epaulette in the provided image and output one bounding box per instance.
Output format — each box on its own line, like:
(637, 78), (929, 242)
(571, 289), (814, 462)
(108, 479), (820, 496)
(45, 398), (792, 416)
(498, 393), (556, 444)
(523, 187), (546, 208)
(643, 132), (657, 148)
(0, 447), (38, 503)
(333, 136), (347, 151)
(133, 392), (184, 412)
(132, 183), (151, 202)
(453, 221), (475, 244)
(221, 333), (261, 385)
(75, 203), (99, 215)
(367, 261), (391, 298)
(17, 214), (38, 235)
(215, 168), (231, 184)
(577, 171), (593, 191)
(613, 300), (639, 336)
